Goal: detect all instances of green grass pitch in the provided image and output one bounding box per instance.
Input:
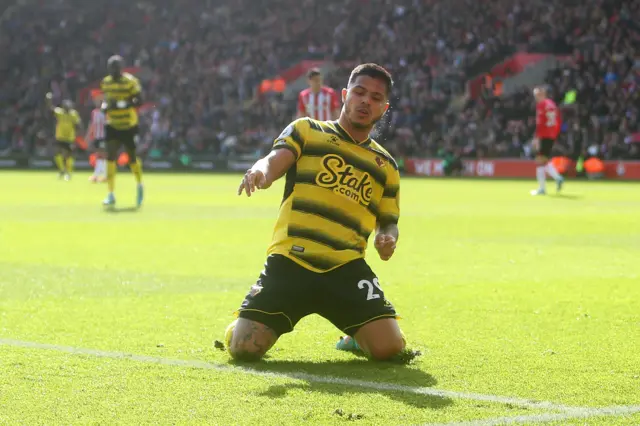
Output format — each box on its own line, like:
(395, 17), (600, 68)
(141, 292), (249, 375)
(0, 171), (638, 425)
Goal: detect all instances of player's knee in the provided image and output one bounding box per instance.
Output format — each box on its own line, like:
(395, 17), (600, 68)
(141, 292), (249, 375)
(225, 319), (276, 362)
(228, 344), (265, 362)
(228, 335), (269, 362)
(366, 336), (405, 361)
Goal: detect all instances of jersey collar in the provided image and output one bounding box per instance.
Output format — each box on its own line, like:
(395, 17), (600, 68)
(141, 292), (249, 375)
(333, 121), (371, 147)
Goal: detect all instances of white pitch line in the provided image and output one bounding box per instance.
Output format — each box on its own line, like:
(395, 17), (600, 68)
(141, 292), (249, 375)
(0, 338), (620, 416)
(424, 405), (640, 426)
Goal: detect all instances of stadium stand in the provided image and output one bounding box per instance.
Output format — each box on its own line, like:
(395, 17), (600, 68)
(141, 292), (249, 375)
(0, 0), (637, 160)
(435, 0), (640, 161)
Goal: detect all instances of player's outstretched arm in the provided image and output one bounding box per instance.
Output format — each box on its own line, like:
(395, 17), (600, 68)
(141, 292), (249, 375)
(237, 148), (296, 197)
(374, 223), (399, 261)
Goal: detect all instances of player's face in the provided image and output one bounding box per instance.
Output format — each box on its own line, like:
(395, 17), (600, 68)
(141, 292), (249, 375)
(342, 76), (389, 130)
(533, 88), (545, 102)
(309, 75), (322, 92)
(108, 61), (122, 77)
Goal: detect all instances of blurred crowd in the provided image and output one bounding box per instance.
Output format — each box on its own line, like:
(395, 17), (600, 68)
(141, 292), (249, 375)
(388, 0), (639, 160)
(0, 0), (638, 160)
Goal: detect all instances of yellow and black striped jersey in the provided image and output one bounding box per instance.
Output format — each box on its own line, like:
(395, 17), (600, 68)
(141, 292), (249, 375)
(53, 107), (81, 143)
(100, 72), (141, 130)
(268, 118), (400, 273)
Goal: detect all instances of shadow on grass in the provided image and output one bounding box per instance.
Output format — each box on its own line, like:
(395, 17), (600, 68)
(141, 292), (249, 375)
(551, 193), (583, 200)
(232, 358), (451, 410)
(103, 206), (140, 214)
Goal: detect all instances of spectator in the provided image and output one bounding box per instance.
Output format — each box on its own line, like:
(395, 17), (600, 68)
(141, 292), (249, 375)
(0, 0), (637, 161)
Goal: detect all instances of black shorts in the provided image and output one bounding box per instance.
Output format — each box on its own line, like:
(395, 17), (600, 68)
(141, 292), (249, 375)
(94, 139), (106, 150)
(237, 254), (398, 337)
(538, 138), (555, 158)
(106, 125), (138, 152)
(55, 141), (73, 153)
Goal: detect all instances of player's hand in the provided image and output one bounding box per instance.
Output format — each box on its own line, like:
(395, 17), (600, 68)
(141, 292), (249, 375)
(532, 138), (540, 151)
(374, 234), (396, 261)
(237, 169), (267, 197)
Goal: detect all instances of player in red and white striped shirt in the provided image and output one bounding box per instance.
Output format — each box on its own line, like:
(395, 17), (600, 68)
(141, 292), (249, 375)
(297, 68), (341, 121)
(86, 95), (107, 182)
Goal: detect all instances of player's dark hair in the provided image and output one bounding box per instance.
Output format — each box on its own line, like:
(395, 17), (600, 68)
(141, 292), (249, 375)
(107, 55), (124, 75)
(307, 68), (321, 79)
(348, 63), (394, 96)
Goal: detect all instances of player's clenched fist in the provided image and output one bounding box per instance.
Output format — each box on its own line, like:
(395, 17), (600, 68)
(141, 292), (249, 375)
(237, 169), (267, 197)
(374, 233), (396, 261)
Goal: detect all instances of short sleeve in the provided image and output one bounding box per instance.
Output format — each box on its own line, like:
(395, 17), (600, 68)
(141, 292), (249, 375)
(272, 118), (308, 160)
(53, 107), (63, 118)
(378, 166), (400, 227)
(130, 77), (141, 95)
